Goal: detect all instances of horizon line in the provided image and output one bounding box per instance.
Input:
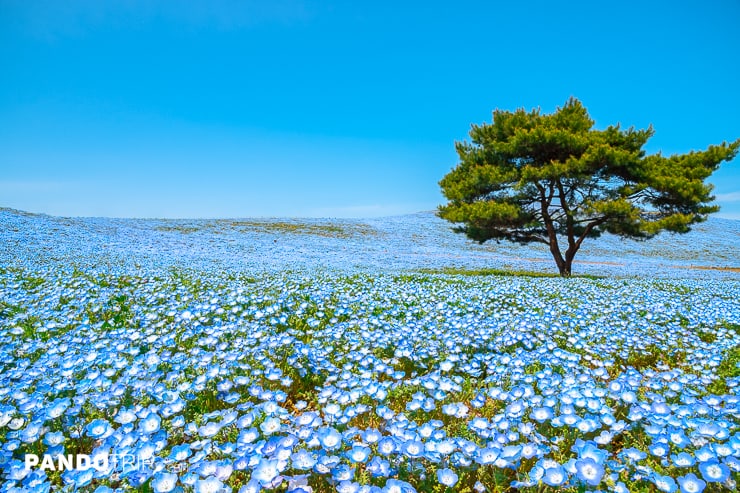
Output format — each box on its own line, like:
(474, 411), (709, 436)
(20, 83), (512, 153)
(3, 206), (740, 223)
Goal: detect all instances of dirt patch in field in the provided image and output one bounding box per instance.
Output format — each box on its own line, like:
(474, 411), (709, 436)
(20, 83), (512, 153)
(680, 265), (740, 273)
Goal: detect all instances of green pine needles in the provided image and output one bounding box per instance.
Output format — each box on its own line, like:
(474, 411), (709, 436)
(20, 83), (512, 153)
(439, 98), (740, 276)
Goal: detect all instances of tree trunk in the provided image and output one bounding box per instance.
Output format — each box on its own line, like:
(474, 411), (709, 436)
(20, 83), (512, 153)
(559, 259), (572, 277)
(539, 181), (573, 277)
(549, 243), (567, 277)
(561, 247), (577, 277)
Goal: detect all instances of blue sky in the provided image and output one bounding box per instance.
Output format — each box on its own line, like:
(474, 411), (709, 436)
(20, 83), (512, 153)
(1, 0), (739, 218)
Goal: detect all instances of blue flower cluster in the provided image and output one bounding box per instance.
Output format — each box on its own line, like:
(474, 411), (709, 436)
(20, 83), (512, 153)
(0, 210), (739, 492)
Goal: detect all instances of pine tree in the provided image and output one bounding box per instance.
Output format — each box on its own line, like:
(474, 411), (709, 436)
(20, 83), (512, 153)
(439, 98), (739, 276)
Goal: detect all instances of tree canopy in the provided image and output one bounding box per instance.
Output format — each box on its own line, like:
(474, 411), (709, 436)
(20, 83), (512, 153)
(439, 98), (739, 276)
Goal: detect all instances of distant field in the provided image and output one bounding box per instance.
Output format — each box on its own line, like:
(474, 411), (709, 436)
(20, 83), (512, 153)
(1, 209), (739, 492)
(2, 208), (739, 278)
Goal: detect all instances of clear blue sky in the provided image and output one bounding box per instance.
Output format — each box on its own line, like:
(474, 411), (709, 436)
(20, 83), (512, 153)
(1, 0), (739, 218)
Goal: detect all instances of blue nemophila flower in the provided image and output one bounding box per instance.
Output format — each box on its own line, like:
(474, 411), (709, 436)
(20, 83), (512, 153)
(252, 458), (280, 485)
(713, 442), (732, 458)
(667, 428), (690, 448)
(199, 421), (222, 438)
(324, 402), (342, 418)
(573, 440), (607, 464)
(237, 412), (256, 429)
(347, 445), (371, 463)
(366, 456), (391, 477)
(285, 474), (312, 492)
(315, 454), (341, 475)
(137, 441), (158, 462)
(652, 472), (678, 492)
(69, 467), (95, 488)
(43, 431), (65, 446)
(336, 480), (361, 493)
(441, 402), (468, 418)
(402, 440), (424, 458)
(406, 399), (421, 412)
(23, 469), (50, 493)
(238, 427), (259, 444)
(362, 428), (382, 443)
(621, 391), (638, 404)
(476, 447), (499, 465)
(594, 430), (614, 445)
(469, 417), (488, 432)
(436, 468), (458, 487)
(332, 464), (355, 482)
(139, 413), (161, 434)
(377, 436), (397, 456)
(295, 411), (318, 427)
(677, 473), (706, 493)
(214, 460), (233, 481)
(5, 459), (29, 481)
(528, 463), (546, 483)
(649, 442), (669, 457)
(542, 465), (568, 486)
(194, 476), (224, 493)
(698, 459), (730, 483)
(725, 455), (740, 472)
(171, 411), (187, 428)
(471, 393), (486, 408)
(291, 449), (317, 470)
(671, 452), (695, 468)
(521, 442), (539, 459)
(115, 407), (137, 424)
(86, 419), (112, 439)
(500, 445), (522, 463)
(261, 435), (287, 457)
(694, 445), (716, 463)
(574, 457), (604, 486)
(46, 398), (70, 419)
(620, 447), (647, 462)
(694, 421), (722, 439)
(383, 478), (416, 493)
(151, 472), (179, 493)
(180, 472), (199, 487)
(170, 443), (192, 461)
(20, 421), (42, 443)
(651, 401), (672, 416)
(531, 406), (554, 423)
(435, 439), (456, 455)
(317, 427), (342, 450)
(612, 481), (631, 493)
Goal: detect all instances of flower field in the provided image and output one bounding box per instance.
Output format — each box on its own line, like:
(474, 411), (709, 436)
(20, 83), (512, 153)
(1, 209), (739, 492)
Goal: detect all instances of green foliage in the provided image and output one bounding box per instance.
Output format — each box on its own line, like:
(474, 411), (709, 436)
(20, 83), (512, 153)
(0, 300), (26, 318)
(183, 386), (230, 422)
(17, 315), (42, 339)
(719, 346), (740, 377)
(417, 266), (603, 279)
(156, 219), (378, 238)
(624, 344), (663, 370)
(281, 362), (328, 406)
(697, 330), (717, 344)
(439, 97), (740, 276)
(707, 344), (740, 395)
(86, 294), (134, 330)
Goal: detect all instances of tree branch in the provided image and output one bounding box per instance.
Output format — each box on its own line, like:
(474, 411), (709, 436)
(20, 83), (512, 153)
(510, 232), (549, 245)
(574, 217), (609, 251)
(556, 180), (576, 254)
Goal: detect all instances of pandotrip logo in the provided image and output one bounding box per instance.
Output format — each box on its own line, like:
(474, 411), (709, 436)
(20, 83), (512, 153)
(24, 453), (152, 472)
